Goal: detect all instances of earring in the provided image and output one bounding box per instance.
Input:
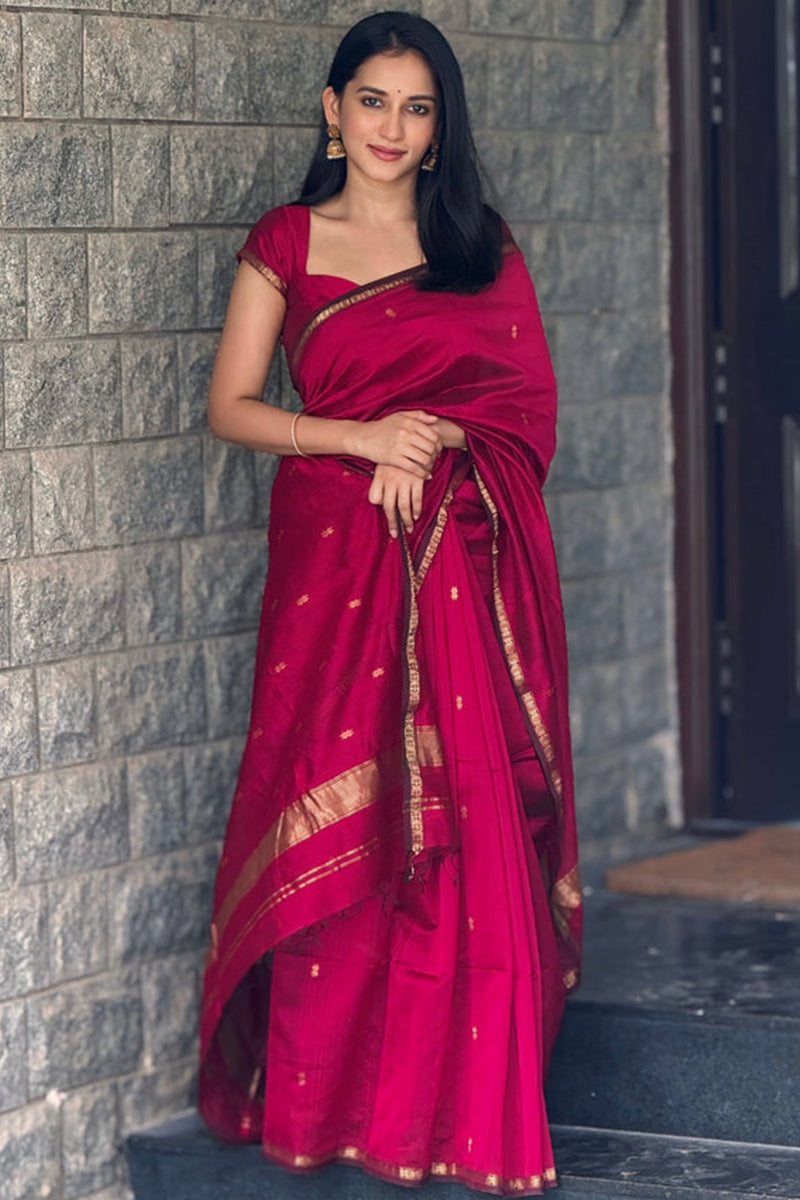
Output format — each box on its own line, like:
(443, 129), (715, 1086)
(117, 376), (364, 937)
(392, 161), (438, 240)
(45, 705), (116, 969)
(421, 137), (439, 171)
(326, 122), (346, 160)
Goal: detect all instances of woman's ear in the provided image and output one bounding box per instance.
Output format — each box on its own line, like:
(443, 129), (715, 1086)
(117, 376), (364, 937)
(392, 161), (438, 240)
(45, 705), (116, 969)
(321, 85), (340, 126)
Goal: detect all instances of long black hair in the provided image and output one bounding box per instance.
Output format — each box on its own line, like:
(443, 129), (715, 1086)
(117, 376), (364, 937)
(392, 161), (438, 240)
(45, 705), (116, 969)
(292, 10), (504, 294)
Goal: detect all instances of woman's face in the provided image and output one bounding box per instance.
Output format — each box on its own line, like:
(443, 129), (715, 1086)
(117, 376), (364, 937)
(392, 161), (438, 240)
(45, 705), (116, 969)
(322, 51), (439, 183)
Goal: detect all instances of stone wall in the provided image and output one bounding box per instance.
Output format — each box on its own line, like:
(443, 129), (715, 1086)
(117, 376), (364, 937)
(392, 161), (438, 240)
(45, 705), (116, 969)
(0, 1), (674, 1196)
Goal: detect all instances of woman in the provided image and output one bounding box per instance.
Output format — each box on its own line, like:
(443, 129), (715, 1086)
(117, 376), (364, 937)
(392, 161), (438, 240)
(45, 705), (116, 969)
(198, 10), (582, 1196)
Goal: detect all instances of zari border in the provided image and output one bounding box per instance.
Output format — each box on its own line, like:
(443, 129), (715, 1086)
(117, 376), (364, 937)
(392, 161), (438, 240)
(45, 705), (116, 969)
(239, 248), (288, 297)
(262, 1136), (558, 1196)
(214, 729), (445, 943)
(400, 530), (425, 867)
(471, 466), (563, 806)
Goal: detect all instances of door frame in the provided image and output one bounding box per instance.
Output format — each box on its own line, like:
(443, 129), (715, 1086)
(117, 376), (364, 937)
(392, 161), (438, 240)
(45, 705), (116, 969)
(668, 0), (716, 823)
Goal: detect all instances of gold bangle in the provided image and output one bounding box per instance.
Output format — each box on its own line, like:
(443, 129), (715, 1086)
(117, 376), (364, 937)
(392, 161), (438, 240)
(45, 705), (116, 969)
(290, 411), (311, 458)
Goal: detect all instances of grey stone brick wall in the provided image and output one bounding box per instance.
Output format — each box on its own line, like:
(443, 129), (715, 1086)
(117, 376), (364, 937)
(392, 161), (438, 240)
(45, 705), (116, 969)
(0, 1), (675, 1197)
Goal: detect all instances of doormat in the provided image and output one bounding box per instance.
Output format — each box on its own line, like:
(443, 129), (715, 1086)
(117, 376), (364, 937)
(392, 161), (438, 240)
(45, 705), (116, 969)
(605, 824), (800, 906)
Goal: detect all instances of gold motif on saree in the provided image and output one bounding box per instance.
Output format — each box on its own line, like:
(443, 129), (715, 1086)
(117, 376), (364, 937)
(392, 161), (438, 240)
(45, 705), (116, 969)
(347, 597), (362, 608)
(296, 593), (309, 605)
(371, 666), (385, 677)
(321, 525), (335, 537)
(339, 728), (354, 739)
(450, 585), (459, 600)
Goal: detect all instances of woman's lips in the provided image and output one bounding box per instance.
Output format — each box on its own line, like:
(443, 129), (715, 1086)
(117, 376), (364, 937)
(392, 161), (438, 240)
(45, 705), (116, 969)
(368, 145), (406, 161)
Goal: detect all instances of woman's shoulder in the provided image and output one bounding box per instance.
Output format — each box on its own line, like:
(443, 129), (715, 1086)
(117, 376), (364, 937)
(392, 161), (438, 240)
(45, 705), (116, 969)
(239, 203), (306, 295)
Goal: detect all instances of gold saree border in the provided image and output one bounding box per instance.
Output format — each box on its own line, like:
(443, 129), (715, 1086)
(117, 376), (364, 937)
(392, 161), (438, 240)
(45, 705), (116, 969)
(239, 248), (288, 297)
(214, 728), (445, 943)
(400, 531), (425, 864)
(262, 1136), (558, 1195)
(471, 466), (564, 805)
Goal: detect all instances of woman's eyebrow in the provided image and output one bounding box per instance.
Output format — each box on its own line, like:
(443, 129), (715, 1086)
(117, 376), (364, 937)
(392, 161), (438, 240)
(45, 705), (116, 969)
(355, 85), (437, 102)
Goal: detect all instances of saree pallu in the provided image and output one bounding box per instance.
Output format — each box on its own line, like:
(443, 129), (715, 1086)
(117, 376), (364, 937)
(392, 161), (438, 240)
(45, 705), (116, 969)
(198, 222), (582, 1196)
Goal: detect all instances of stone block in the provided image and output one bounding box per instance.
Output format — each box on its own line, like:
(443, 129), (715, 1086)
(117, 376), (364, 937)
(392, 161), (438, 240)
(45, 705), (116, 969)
(449, 33), (487, 122)
(550, 402), (624, 492)
(623, 564), (667, 653)
(0, 1102), (60, 1200)
(620, 651), (669, 738)
(0, 782), (13, 887)
(621, 395), (665, 482)
(552, 0), (594, 38)
(572, 747), (628, 844)
(606, 481), (667, 569)
(123, 541), (182, 646)
(562, 575), (625, 665)
(27, 969), (143, 1094)
(112, 124), (170, 227)
(197, 227), (247, 329)
(118, 1060), (197, 1133)
(31, 447), (95, 554)
(475, 131), (550, 221)
(203, 438), (257, 532)
(176, 0), (272, 13)
(531, 43), (612, 131)
(128, 747), (186, 857)
(9, 550), (124, 664)
(36, 658), (97, 769)
(275, 0), (326, 18)
(554, 490), (609, 578)
(96, 643), (206, 756)
(84, 16), (193, 120)
(0, 123), (111, 228)
(0, 669), (37, 778)
(613, 41), (657, 132)
(0, 450), (31, 558)
(48, 871), (109, 984)
(469, 0), (552, 35)
(555, 309), (665, 403)
(182, 532), (266, 638)
(540, 222), (616, 313)
(594, 135), (665, 222)
(0, 884), (48, 1000)
(171, 126), (273, 225)
(568, 660), (624, 755)
(183, 736), (243, 842)
(0, 235), (25, 338)
(4, 339), (122, 447)
(422, 0), (469, 26)
(596, 0), (665, 43)
(250, 28), (338, 124)
(62, 1080), (121, 1200)
(613, 223), (662, 308)
(551, 134), (594, 221)
(273, 127), (321, 206)
(0, 1001), (26, 1113)
(94, 438), (203, 544)
(178, 332), (219, 432)
(108, 846), (218, 963)
(204, 632), (257, 739)
(121, 336), (178, 437)
(26, 232), (87, 338)
(113, 0), (170, 12)
(21, 13), (81, 118)
(487, 39), (531, 129)
(141, 952), (201, 1063)
(0, 13), (21, 117)
(15, 761), (128, 882)
(88, 232), (196, 334)
(194, 20), (251, 124)
(627, 737), (670, 829)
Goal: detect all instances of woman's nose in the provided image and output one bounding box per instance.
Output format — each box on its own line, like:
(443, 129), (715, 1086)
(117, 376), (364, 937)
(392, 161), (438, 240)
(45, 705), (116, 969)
(379, 105), (404, 140)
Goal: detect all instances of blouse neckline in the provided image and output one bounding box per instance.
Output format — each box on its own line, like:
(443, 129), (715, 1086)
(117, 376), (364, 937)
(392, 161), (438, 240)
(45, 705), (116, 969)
(296, 203), (428, 293)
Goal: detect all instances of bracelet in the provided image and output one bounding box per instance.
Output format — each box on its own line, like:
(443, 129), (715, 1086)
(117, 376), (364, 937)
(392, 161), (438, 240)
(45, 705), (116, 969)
(290, 411), (311, 458)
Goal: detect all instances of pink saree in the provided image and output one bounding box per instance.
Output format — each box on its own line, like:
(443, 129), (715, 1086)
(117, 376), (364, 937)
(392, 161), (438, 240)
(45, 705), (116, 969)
(198, 203), (582, 1195)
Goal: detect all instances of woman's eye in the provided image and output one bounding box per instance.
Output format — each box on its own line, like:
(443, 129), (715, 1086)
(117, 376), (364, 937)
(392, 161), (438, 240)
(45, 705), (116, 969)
(410, 105), (430, 116)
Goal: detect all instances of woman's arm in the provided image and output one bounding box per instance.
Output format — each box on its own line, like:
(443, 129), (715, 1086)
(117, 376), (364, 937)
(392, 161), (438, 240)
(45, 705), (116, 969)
(433, 417), (467, 450)
(207, 263), (443, 477)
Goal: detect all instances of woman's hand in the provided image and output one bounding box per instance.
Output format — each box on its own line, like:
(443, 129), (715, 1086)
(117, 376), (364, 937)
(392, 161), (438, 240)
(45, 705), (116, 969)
(368, 463), (426, 539)
(354, 410), (443, 477)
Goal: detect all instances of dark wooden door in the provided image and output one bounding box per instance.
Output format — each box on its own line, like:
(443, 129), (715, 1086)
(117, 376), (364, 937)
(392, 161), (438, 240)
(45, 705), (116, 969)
(710, 0), (800, 821)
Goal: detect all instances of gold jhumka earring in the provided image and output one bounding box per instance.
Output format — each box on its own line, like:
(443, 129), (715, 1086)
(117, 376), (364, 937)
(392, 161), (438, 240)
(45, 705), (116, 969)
(326, 123), (346, 159)
(421, 137), (439, 171)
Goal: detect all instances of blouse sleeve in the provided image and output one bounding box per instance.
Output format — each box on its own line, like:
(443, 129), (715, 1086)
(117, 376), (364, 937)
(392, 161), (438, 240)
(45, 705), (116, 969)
(237, 205), (293, 298)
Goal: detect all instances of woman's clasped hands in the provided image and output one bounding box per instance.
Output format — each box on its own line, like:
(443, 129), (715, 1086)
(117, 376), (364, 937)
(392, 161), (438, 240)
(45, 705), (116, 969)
(360, 409), (443, 539)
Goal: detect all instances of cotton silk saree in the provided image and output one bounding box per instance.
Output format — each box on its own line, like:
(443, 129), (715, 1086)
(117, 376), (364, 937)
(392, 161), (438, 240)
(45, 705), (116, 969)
(197, 203), (582, 1195)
